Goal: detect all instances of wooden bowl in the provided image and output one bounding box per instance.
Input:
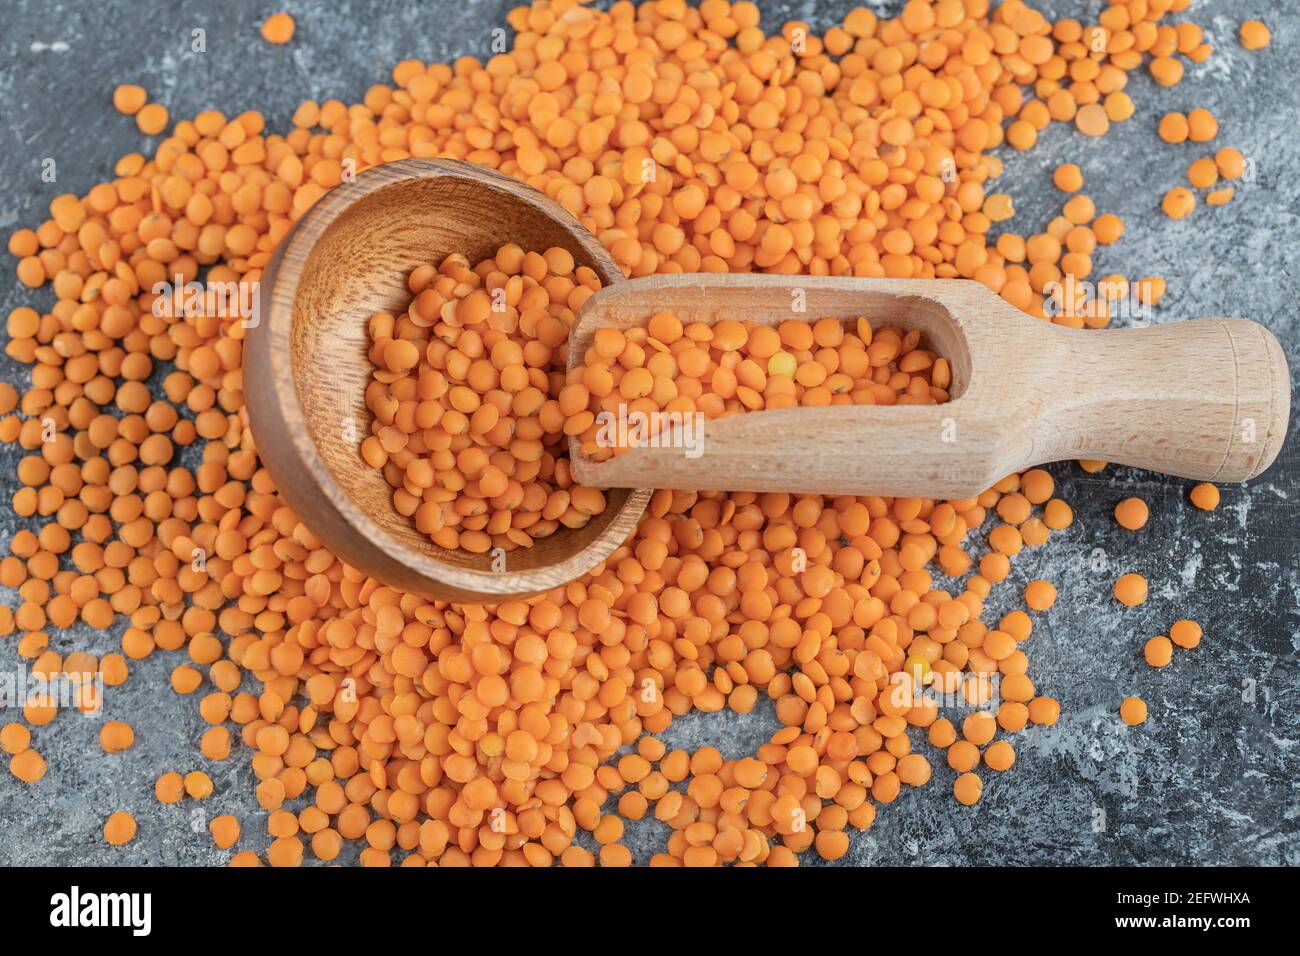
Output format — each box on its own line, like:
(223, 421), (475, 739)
(244, 159), (650, 603)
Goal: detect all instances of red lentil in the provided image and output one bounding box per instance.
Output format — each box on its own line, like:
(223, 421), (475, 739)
(0, 0), (1231, 866)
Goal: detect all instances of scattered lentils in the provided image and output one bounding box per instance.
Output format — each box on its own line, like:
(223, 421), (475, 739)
(210, 814), (241, 848)
(1114, 497), (1149, 530)
(1114, 572), (1149, 607)
(1170, 619), (1202, 649)
(99, 720), (135, 753)
(103, 811), (138, 846)
(1144, 634), (1173, 667)
(1189, 482), (1221, 511)
(260, 13), (296, 45)
(1239, 20), (1271, 51)
(0, 0), (1241, 865)
(1120, 695), (1148, 726)
(112, 84), (148, 116)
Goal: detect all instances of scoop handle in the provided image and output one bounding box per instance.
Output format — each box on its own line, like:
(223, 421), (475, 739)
(1031, 318), (1290, 482)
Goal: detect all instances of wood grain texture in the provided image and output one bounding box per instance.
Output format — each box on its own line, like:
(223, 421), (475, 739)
(245, 159), (649, 602)
(568, 274), (1290, 499)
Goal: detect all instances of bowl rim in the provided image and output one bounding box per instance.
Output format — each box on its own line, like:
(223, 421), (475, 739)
(245, 158), (650, 602)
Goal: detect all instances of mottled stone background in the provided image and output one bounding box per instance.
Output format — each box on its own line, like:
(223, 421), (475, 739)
(0, 0), (1296, 866)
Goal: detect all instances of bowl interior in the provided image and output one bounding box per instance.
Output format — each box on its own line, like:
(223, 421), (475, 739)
(287, 170), (638, 577)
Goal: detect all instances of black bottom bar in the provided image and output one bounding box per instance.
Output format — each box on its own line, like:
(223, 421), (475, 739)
(7, 865), (1279, 941)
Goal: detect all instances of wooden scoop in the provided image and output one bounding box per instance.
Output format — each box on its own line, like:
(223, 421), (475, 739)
(243, 157), (1287, 601)
(567, 274), (1290, 500)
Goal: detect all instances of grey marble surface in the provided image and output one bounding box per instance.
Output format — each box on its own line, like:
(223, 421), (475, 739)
(0, 0), (1296, 866)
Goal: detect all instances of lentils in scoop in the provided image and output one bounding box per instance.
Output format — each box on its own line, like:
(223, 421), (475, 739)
(575, 313), (950, 460)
